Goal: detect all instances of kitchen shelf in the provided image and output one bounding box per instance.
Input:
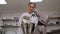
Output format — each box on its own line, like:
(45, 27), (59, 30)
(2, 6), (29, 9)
(47, 24), (60, 26)
(1, 19), (19, 22)
(0, 25), (20, 27)
(48, 15), (60, 19)
(1, 19), (20, 27)
(49, 17), (60, 19)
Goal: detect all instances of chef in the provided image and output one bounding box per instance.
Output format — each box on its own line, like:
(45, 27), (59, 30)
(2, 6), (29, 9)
(19, 2), (38, 34)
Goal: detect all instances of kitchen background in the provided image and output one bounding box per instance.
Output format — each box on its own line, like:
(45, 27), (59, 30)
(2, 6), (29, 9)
(0, 0), (60, 34)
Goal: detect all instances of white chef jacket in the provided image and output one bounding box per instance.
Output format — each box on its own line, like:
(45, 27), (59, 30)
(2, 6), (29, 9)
(19, 12), (38, 26)
(30, 16), (38, 26)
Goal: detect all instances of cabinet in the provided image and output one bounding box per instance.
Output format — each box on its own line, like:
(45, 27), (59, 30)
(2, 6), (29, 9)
(1, 19), (19, 34)
(46, 15), (60, 34)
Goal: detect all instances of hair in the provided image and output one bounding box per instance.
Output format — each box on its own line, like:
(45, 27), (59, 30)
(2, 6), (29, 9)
(28, 2), (36, 7)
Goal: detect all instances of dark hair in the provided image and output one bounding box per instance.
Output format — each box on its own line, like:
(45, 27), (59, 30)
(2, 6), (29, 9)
(28, 2), (36, 7)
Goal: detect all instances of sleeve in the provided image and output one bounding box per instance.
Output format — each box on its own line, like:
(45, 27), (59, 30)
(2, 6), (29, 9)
(34, 17), (38, 26)
(31, 17), (38, 27)
(18, 15), (23, 26)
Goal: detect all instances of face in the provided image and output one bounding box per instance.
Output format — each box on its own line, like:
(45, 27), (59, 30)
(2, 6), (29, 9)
(28, 4), (35, 13)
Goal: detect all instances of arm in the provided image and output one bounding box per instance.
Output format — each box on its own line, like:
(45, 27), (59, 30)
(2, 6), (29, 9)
(31, 17), (38, 27)
(38, 16), (49, 25)
(19, 15), (23, 27)
(44, 16), (49, 25)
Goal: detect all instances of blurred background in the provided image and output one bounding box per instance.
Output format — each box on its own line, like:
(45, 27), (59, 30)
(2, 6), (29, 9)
(0, 0), (60, 34)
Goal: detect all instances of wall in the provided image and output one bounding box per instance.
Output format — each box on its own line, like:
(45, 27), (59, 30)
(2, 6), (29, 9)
(0, 9), (60, 20)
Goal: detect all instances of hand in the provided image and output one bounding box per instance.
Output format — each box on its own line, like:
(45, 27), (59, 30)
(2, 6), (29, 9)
(45, 16), (49, 25)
